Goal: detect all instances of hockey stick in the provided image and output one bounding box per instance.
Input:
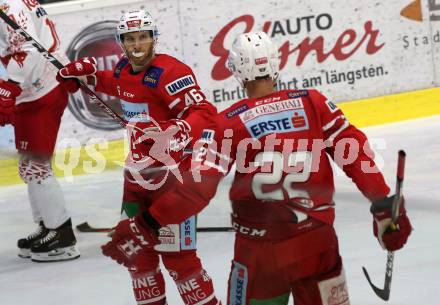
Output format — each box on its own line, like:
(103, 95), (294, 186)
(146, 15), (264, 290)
(76, 221), (234, 233)
(1, 10), (234, 235)
(362, 149), (406, 301)
(0, 9), (126, 128)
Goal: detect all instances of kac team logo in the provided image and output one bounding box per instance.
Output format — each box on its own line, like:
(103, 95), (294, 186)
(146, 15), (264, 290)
(66, 21), (124, 130)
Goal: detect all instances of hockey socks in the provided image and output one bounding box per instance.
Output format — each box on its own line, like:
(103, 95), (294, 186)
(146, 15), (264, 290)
(174, 269), (220, 305)
(130, 268), (167, 305)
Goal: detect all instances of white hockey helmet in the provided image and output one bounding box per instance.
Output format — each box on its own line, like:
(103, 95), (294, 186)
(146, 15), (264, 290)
(116, 10), (159, 44)
(227, 31), (280, 86)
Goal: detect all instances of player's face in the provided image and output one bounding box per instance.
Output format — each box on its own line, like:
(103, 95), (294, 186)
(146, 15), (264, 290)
(122, 31), (155, 70)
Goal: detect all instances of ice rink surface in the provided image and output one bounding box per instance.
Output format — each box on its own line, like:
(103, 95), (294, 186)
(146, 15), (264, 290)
(0, 116), (439, 305)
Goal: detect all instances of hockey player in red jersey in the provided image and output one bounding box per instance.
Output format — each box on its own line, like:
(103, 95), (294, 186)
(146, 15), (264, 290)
(57, 9), (220, 305)
(136, 32), (413, 305)
(0, 0), (79, 262)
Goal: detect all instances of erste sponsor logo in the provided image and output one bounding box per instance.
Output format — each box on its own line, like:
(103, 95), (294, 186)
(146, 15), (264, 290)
(184, 219), (193, 246)
(245, 109), (309, 139)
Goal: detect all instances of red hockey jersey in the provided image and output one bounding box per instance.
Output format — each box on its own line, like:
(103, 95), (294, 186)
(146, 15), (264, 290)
(93, 53), (216, 201)
(149, 89), (390, 226)
(94, 53), (216, 150)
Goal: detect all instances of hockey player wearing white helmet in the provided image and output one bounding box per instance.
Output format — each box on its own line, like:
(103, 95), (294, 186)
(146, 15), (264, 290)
(227, 31), (280, 87)
(57, 9), (221, 305)
(151, 31), (412, 305)
(116, 10), (158, 71)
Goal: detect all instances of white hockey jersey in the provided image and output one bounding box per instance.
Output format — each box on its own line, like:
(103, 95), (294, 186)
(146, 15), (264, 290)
(0, 0), (67, 104)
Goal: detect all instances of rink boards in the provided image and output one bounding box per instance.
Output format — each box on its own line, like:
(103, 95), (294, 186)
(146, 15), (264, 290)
(1, 0), (440, 185)
(1, 86), (439, 186)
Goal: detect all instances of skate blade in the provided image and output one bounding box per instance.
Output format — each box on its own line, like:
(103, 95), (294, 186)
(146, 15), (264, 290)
(18, 248), (31, 259)
(31, 246), (80, 262)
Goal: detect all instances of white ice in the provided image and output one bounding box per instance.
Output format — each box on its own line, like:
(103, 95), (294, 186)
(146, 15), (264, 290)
(0, 116), (439, 305)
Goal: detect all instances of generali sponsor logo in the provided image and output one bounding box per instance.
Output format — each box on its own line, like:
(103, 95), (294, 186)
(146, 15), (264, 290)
(401, 0), (440, 22)
(210, 14), (385, 81)
(239, 99), (304, 123)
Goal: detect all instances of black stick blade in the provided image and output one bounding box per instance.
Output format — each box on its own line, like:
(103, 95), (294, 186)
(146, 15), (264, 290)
(76, 222), (112, 233)
(362, 266), (390, 301)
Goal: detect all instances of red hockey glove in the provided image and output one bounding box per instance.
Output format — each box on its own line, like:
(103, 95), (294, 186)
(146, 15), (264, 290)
(101, 212), (161, 268)
(372, 195), (412, 251)
(57, 77), (80, 94)
(56, 57), (98, 92)
(0, 80), (21, 126)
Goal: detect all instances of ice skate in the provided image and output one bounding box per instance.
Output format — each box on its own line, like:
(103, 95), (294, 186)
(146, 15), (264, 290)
(17, 221), (49, 258)
(30, 219), (80, 262)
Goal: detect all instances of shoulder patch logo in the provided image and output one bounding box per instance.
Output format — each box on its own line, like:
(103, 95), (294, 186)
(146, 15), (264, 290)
(287, 90), (309, 98)
(113, 58), (130, 78)
(143, 66), (164, 88)
(325, 100), (338, 113)
(165, 75), (195, 95)
(226, 104), (249, 119)
(200, 129), (215, 144)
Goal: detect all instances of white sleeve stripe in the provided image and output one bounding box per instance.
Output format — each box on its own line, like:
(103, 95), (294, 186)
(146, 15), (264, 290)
(176, 101), (211, 118)
(168, 97), (181, 109)
(322, 115), (345, 132)
(180, 119), (191, 130)
(203, 161), (228, 173)
(312, 204), (334, 211)
(176, 106), (189, 119)
(208, 148), (231, 162)
(325, 120), (350, 142)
